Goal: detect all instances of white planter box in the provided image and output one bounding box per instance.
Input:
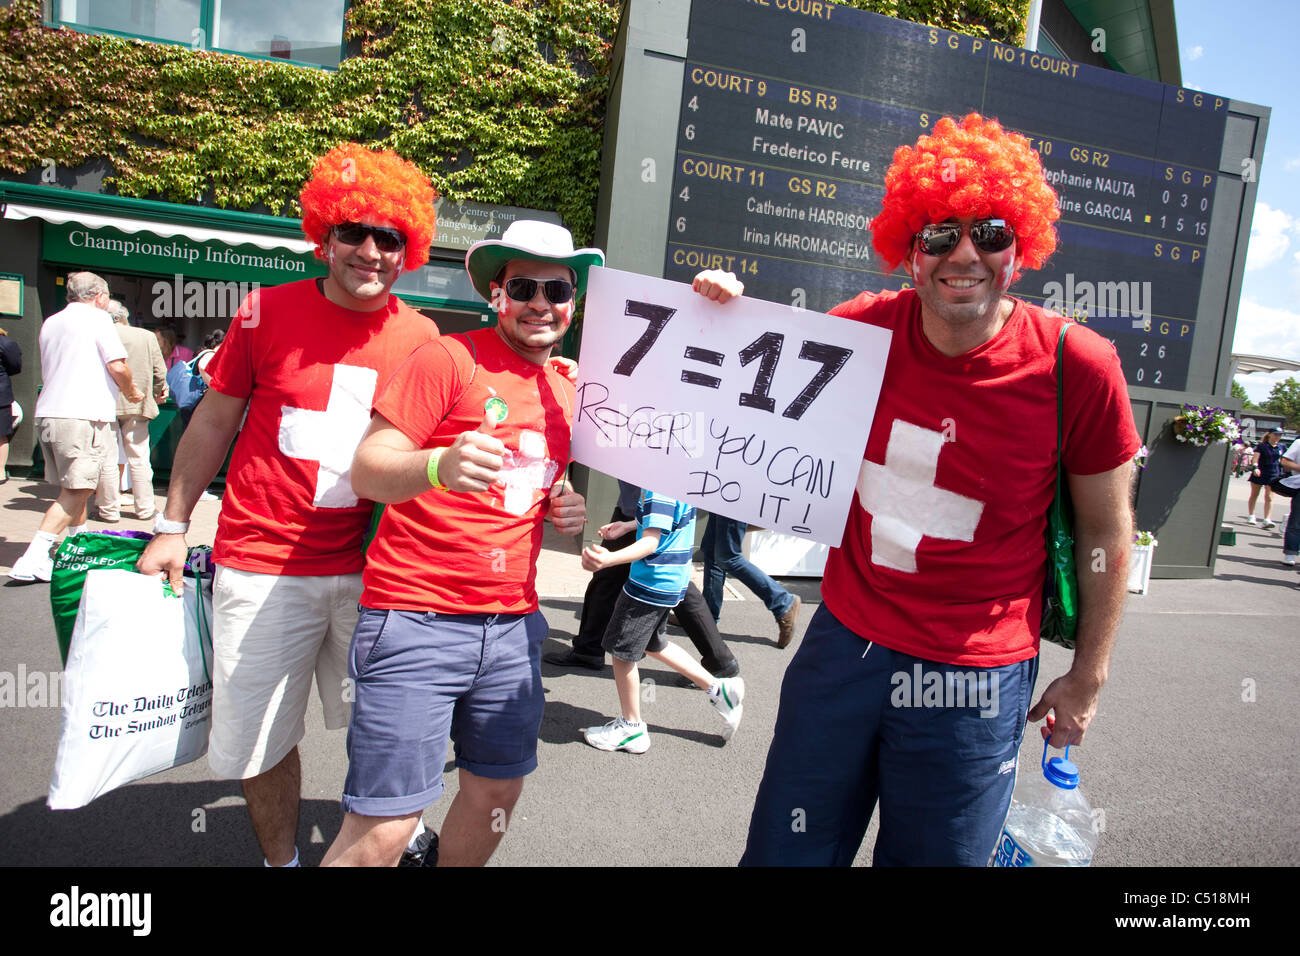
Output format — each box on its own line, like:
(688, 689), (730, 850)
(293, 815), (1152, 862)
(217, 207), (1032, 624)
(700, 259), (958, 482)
(744, 529), (829, 577)
(1127, 543), (1156, 594)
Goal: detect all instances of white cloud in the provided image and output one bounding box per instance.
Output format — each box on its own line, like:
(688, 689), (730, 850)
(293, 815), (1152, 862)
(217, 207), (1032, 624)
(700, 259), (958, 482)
(1245, 203), (1300, 272)
(1286, 157), (1300, 173)
(1231, 300), (1300, 405)
(1186, 45), (1204, 62)
(1233, 298), (1300, 354)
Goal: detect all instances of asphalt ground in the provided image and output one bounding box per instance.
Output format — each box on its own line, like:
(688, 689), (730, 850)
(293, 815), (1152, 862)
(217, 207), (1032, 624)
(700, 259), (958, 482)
(1, 474), (1297, 869)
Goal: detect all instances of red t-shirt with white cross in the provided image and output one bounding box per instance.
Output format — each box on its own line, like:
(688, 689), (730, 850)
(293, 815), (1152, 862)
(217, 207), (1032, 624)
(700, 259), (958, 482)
(205, 278), (438, 575)
(361, 328), (575, 614)
(823, 289), (1141, 666)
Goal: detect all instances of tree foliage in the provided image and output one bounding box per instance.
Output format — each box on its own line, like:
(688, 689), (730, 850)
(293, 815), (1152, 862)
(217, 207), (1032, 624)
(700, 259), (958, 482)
(0, 0), (1030, 243)
(1261, 377), (1300, 429)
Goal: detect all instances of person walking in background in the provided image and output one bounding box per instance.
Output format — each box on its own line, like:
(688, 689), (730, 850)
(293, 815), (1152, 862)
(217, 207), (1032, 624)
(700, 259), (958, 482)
(9, 271), (142, 582)
(155, 326), (193, 370)
(155, 327), (173, 367)
(1246, 428), (1283, 530)
(196, 329), (224, 385)
(167, 327), (225, 431)
(1278, 438), (1300, 567)
(0, 325), (21, 483)
(580, 489), (746, 754)
(701, 512), (802, 648)
(546, 478), (740, 680)
(93, 300), (168, 521)
(1230, 439), (1252, 478)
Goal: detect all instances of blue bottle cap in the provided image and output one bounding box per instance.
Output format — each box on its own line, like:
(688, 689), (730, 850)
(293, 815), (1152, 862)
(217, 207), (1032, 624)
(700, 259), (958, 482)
(1041, 739), (1080, 789)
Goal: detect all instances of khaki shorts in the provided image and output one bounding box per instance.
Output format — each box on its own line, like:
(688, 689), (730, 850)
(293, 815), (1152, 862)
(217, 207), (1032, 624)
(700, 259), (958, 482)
(36, 417), (114, 490)
(207, 566), (363, 779)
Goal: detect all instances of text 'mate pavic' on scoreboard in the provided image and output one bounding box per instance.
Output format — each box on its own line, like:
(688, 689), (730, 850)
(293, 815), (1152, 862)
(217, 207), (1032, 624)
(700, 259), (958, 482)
(573, 266), (890, 546)
(663, 0), (1238, 394)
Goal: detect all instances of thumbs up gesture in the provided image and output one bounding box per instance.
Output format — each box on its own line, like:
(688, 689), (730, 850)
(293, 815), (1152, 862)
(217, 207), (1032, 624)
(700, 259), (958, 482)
(437, 410), (507, 492)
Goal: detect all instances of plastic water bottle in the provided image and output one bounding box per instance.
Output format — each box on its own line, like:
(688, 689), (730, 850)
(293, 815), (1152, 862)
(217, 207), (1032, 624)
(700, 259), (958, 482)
(992, 738), (1100, 866)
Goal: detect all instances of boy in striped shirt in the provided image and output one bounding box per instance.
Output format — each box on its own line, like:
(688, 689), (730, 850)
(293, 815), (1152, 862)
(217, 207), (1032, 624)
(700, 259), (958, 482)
(579, 489), (745, 753)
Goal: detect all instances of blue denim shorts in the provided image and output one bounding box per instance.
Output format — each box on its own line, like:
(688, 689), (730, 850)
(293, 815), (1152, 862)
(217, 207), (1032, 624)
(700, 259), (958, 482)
(341, 607), (548, 818)
(740, 603), (1039, 866)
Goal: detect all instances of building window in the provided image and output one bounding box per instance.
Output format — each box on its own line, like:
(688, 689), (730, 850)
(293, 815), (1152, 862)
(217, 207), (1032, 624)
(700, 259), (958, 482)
(53, 0), (201, 45)
(50, 0), (347, 69)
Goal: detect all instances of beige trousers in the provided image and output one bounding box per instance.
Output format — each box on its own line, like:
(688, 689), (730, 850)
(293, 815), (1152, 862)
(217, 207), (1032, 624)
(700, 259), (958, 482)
(95, 415), (155, 518)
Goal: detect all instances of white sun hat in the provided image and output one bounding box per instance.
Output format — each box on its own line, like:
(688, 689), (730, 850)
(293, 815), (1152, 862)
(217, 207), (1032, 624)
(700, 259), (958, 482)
(464, 220), (604, 305)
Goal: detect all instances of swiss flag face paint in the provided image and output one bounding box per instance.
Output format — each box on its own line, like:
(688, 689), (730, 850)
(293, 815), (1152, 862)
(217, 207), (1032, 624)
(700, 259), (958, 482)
(323, 215), (404, 309)
(489, 260), (575, 364)
(906, 217), (1020, 333)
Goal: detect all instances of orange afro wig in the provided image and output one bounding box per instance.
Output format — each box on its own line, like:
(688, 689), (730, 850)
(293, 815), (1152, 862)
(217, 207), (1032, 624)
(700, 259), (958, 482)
(300, 143), (438, 272)
(870, 113), (1059, 279)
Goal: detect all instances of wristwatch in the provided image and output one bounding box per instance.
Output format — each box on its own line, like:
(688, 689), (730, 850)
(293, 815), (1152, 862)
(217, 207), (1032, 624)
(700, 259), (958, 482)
(153, 514), (191, 535)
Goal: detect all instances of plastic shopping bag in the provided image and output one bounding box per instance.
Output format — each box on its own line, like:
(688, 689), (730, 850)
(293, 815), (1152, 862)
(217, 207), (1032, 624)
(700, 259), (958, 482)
(50, 531), (212, 665)
(47, 566), (215, 810)
(49, 531), (154, 666)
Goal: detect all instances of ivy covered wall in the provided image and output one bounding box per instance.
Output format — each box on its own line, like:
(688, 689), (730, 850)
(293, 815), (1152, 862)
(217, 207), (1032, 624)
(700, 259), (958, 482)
(0, 0), (1029, 244)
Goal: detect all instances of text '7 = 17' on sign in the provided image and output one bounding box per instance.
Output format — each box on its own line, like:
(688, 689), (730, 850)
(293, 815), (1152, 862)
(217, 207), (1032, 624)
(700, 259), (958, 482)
(572, 266), (891, 546)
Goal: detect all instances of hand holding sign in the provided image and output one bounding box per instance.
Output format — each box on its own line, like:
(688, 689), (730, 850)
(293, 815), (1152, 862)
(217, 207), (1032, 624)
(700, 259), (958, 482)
(692, 269), (745, 302)
(549, 355), (580, 384)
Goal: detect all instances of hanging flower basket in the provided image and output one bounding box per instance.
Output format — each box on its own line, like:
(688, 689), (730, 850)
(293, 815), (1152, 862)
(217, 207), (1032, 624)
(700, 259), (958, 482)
(1172, 404), (1240, 448)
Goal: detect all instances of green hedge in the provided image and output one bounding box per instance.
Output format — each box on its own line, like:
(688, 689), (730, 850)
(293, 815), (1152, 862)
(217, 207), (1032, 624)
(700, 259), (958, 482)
(0, 0), (1027, 243)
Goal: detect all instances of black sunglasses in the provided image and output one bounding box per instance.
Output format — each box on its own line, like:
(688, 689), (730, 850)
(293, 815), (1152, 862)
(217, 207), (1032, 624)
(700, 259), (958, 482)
(503, 276), (575, 305)
(914, 219), (1015, 257)
(332, 222), (407, 253)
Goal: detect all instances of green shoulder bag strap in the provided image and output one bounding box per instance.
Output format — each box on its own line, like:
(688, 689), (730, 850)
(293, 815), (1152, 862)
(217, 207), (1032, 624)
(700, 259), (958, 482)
(1042, 321), (1079, 647)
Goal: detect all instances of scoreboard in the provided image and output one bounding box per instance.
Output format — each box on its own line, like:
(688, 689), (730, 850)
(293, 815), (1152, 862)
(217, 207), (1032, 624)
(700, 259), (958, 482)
(660, 0), (1242, 392)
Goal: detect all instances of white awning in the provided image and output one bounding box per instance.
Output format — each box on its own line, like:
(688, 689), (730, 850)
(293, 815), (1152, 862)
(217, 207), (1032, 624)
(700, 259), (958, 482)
(1230, 353), (1300, 376)
(2, 201), (315, 254)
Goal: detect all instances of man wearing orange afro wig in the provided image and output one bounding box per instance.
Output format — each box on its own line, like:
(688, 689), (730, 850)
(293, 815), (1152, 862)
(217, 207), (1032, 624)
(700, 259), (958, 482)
(139, 143), (441, 867)
(732, 114), (1141, 866)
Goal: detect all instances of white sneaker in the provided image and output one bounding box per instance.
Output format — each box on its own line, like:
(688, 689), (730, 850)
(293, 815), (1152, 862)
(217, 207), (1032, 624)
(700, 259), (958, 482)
(8, 549), (54, 582)
(583, 717), (650, 754)
(710, 677), (745, 742)
(199, 490), (220, 501)
(1284, 554), (1297, 567)
(1246, 515), (1257, 525)
(1262, 520), (1277, 531)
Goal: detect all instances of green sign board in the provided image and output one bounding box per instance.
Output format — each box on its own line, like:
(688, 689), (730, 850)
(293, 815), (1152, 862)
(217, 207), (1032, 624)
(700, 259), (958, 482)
(42, 222), (324, 286)
(432, 199), (561, 251)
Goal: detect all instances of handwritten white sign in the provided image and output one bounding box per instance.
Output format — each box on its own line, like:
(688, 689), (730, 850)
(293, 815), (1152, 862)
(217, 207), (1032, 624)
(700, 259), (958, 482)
(573, 266), (891, 546)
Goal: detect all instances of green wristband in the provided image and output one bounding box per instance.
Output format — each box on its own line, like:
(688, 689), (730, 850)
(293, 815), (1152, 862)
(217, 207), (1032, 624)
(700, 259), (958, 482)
(426, 448), (446, 490)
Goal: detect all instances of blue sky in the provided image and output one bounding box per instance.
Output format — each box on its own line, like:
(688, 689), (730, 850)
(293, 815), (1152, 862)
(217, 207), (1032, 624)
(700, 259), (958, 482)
(1175, 0), (1299, 403)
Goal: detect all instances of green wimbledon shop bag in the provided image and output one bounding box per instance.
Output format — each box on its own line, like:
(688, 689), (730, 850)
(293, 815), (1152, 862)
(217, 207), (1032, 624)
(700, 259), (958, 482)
(49, 532), (213, 665)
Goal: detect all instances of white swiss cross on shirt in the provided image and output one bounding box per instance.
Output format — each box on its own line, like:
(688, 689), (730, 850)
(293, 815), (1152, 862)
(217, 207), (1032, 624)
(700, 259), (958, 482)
(857, 419), (984, 573)
(278, 364), (379, 508)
